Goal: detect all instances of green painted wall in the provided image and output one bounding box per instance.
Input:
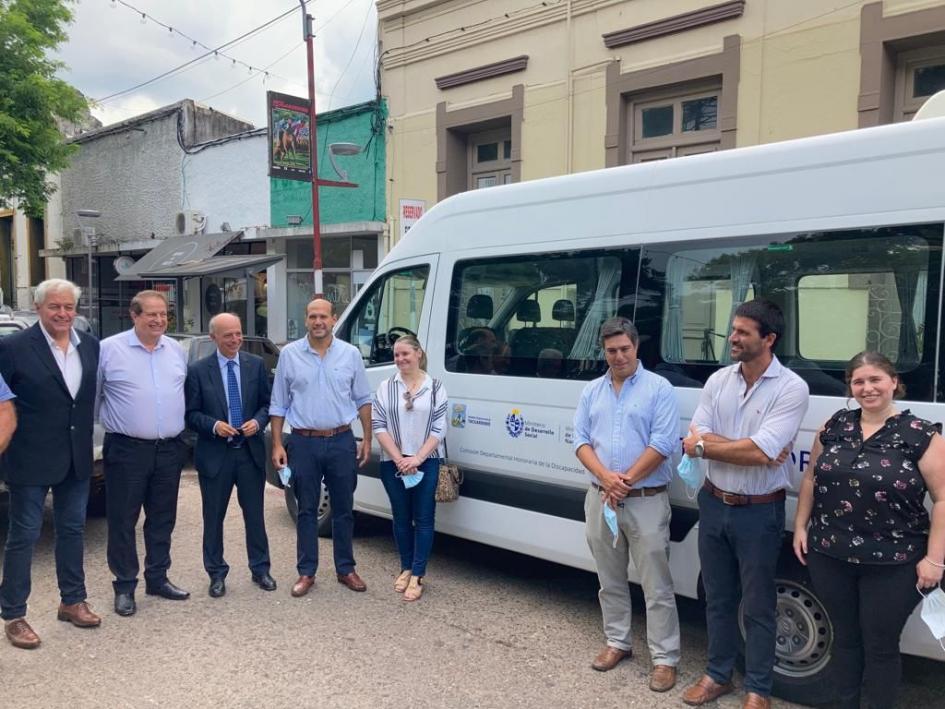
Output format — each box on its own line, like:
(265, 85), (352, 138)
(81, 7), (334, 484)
(270, 99), (386, 226)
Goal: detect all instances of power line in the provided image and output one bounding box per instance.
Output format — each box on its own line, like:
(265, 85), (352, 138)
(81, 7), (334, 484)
(199, 42), (305, 103)
(326, 0), (376, 110)
(96, 1), (308, 104)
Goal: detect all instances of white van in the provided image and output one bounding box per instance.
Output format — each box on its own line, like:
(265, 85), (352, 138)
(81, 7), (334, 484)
(321, 110), (945, 704)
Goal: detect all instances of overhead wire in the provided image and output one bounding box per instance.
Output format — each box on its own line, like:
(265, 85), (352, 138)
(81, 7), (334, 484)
(95, 1), (309, 104)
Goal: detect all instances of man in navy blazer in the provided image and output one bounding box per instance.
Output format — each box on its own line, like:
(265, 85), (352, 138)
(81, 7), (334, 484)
(0, 279), (101, 649)
(185, 313), (275, 597)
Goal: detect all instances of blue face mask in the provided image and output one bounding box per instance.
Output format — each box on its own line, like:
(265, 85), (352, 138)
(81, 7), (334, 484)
(677, 455), (703, 498)
(602, 501), (619, 548)
(401, 471), (424, 489)
(278, 465), (292, 488)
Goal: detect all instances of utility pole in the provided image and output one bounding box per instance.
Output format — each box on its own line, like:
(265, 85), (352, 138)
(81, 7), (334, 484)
(301, 0), (323, 297)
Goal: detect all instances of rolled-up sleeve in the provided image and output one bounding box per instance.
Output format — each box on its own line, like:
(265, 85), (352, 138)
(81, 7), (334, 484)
(371, 383), (388, 434)
(647, 379), (679, 457)
(351, 352), (372, 409)
(690, 372), (719, 435)
(268, 351), (290, 418)
(430, 382), (448, 440)
(573, 386), (593, 452)
(749, 379), (810, 459)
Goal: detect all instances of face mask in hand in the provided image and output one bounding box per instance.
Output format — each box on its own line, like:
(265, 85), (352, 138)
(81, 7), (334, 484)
(602, 500), (619, 548)
(677, 454), (703, 499)
(278, 466), (292, 488)
(401, 471), (424, 489)
(917, 585), (945, 652)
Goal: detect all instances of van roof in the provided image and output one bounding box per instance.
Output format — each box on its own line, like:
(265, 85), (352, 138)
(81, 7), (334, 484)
(387, 116), (945, 264)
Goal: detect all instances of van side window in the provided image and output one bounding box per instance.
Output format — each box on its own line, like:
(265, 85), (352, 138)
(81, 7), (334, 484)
(341, 265), (430, 366)
(446, 249), (639, 379)
(637, 224), (942, 399)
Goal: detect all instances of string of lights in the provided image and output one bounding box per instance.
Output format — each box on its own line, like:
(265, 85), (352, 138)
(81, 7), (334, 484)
(96, 0), (307, 104)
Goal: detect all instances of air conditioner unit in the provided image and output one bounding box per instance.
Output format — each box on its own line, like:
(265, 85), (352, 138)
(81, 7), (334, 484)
(175, 209), (207, 235)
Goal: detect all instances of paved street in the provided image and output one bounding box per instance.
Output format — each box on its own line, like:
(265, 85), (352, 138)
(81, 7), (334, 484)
(1, 472), (943, 708)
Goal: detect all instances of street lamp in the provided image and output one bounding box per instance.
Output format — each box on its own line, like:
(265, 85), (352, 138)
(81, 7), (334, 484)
(328, 142), (362, 182)
(76, 209), (101, 325)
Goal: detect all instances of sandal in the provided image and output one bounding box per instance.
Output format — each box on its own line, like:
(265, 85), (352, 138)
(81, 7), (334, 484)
(393, 570), (412, 593)
(403, 576), (423, 602)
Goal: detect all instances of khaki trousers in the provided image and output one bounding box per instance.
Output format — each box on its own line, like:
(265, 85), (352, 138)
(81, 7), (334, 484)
(585, 487), (681, 665)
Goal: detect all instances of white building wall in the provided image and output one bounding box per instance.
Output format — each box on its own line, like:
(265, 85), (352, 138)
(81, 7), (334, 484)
(182, 132), (269, 232)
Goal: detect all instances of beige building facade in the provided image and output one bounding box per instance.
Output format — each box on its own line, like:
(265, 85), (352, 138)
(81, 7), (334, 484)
(379, 0), (945, 242)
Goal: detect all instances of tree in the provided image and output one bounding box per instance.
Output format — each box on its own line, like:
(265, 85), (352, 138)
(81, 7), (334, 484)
(0, 0), (87, 216)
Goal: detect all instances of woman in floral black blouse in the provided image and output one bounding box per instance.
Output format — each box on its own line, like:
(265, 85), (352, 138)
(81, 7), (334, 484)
(793, 351), (945, 709)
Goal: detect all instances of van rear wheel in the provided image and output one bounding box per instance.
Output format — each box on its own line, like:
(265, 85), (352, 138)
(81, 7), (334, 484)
(737, 575), (837, 705)
(283, 484), (332, 538)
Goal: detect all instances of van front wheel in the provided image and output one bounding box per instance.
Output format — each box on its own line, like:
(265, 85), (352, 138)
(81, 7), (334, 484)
(283, 484), (332, 538)
(737, 576), (837, 706)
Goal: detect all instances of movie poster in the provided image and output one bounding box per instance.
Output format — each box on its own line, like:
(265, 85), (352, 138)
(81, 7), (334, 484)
(267, 91), (312, 181)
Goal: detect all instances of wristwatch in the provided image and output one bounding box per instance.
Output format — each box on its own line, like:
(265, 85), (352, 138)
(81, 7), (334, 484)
(693, 439), (705, 458)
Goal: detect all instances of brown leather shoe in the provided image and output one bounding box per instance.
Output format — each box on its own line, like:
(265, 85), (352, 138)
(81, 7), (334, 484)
(649, 664), (677, 692)
(682, 675), (734, 706)
(336, 571), (367, 592)
(742, 693), (771, 709)
(57, 601), (102, 628)
(291, 575), (314, 597)
(5, 618), (41, 649)
(591, 645), (632, 671)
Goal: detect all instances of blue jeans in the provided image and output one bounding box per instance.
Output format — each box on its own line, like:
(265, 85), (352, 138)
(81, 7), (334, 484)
(380, 458), (439, 577)
(288, 430), (357, 576)
(697, 487), (785, 697)
(1, 473), (90, 620)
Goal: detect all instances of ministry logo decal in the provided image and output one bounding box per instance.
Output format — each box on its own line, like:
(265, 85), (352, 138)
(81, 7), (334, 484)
(505, 409), (525, 438)
(451, 403), (467, 428)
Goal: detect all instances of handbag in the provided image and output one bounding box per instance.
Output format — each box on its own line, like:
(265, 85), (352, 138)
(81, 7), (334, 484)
(435, 441), (463, 503)
(431, 380), (462, 502)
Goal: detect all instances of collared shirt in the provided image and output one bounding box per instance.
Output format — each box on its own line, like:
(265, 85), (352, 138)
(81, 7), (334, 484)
(269, 336), (371, 430)
(216, 350), (242, 424)
(372, 373), (447, 461)
(97, 329), (188, 439)
(0, 373), (14, 402)
(573, 362), (679, 488)
(691, 355), (809, 495)
(39, 322), (83, 398)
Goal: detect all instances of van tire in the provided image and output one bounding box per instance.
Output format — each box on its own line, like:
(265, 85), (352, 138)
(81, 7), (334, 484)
(283, 484), (333, 538)
(736, 572), (837, 706)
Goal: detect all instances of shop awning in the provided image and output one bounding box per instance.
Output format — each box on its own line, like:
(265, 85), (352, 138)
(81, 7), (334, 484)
(131, 254), (283, 278)
(115, 230), (281, 281)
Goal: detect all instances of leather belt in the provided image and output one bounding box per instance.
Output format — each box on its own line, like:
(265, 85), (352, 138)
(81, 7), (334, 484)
(109, 432), (181, 446)
(703, 478), (785, 506)
(292, 425), (351, 438)
(592, 482), (667, 498)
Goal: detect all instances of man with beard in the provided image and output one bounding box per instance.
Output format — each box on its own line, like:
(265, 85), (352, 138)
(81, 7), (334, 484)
(681, 299), (809, 709)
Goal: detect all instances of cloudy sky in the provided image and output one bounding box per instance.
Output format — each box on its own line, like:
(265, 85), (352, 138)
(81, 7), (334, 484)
(55, 0), (378, 128)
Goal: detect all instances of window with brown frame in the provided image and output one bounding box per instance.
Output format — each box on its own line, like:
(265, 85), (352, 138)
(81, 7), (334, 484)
(895, 45), (945, 121)
(468, 127), (512, 189)
(626, 84), (722, 163)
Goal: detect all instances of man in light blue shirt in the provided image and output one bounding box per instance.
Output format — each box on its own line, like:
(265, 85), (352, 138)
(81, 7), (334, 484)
(270, 298), (372, 597)
(97, 290), (190, 616)
(573, 317), (681, 690)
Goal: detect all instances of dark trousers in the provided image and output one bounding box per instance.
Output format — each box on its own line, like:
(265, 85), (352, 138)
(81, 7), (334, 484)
(288, 430), (357, 577)
(0, 472), (89, 620)
(198, 445), (271, 580)
(380, 458), (439, 577)
(697, 487), (785, 696)
(104, 433), (185, 594)
(807, 550), (920, 709)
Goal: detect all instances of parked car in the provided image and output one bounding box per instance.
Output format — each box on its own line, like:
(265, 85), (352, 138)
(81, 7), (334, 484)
(0, 311), (93, 337)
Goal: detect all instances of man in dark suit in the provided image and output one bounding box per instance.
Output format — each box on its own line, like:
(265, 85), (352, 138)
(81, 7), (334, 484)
(185, 312), (275, 597)
(0, 279), (101, 649)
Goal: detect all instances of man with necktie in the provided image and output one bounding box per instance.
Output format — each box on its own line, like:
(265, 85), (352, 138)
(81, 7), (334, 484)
(185, 313), (275, 597)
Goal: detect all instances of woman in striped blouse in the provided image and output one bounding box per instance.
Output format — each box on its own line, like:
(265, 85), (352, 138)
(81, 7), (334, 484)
(371, 335), (448, 601)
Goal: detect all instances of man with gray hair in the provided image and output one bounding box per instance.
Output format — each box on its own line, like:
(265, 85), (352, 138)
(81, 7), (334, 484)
(0, 279), (101, 649)
(573, 316), (681, 690)
(185, 312), (275, 598)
